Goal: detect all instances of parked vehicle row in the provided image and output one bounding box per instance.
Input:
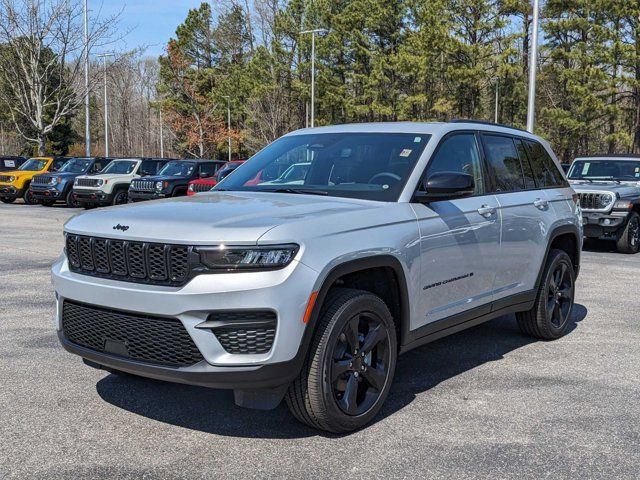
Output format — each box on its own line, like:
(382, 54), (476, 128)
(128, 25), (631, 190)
(52, 121), (582, 433)
(0, 156), (69, 204)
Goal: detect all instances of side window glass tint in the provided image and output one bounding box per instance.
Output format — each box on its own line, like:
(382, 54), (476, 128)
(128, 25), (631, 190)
(482, 135), (525, 192)
(200, 163), (216, 176)
(425, 134), (484, 195)
(525, 141), (565, 187)
(140, 160), (157, 175)
(515, 139), (536, 189)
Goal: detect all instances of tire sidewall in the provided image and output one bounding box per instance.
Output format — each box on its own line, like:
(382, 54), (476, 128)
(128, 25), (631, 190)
(316, 294), (397, 432)
(623, 213), (640, 253)
(112, 189), (128, 205)
(65, 189), (79, 208)
(23, 188), (38, 205)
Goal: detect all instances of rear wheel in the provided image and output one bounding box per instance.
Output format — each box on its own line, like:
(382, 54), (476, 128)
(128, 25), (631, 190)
(517, 249), (575, 340)
(286, 288), (397, 433)
(616, 212), (640, 254)
(0, 197), (15, 204)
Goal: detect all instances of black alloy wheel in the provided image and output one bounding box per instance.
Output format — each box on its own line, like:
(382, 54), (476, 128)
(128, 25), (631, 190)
(23, 189), (38, 205)
(331, 311), (392, 416)
(546, 262), (573, 330)
(617, 212), (640, 254)
(112, 190), (128, 205)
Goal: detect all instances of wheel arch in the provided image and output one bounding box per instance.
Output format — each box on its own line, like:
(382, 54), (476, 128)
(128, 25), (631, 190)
(536, 224), (581, 289)
(304, 256), (411, 353)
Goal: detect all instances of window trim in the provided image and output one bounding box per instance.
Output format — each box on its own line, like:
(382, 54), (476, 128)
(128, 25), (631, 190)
(414, 130), (491, 199)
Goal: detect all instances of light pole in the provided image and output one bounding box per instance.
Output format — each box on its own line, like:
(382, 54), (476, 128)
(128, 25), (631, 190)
(526, 0), (540, 133)
(300, 28), (328, 128)
(494, 78), (499, 124)
(96, 53), (114, 157)
(159, 109), (164, 158)
(83, 0), (90, 156)
(222, 95), (231, 161)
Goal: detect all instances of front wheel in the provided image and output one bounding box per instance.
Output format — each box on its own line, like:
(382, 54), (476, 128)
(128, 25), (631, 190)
(112, 189), (128, 205)
(286, 288), (397, 433)
(65, 189), (79, 208)
(23, 189), (38, 205)
(517, 249), (575, 340)
(0, 197), (15, 204)
(616, 212), (640, 254)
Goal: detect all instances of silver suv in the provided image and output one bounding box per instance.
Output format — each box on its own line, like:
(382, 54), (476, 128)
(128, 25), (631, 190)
(52, 122), (582, 432)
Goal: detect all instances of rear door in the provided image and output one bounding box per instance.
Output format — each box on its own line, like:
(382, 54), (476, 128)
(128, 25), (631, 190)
(412, 132), (502, 328)
(480, 134), (555, 299)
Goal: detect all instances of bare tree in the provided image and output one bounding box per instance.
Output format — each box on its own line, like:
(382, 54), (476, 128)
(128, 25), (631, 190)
(0, 0), (119, 155)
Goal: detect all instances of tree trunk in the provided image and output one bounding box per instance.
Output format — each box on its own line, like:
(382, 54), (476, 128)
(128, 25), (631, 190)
(37, 134), (46, 156)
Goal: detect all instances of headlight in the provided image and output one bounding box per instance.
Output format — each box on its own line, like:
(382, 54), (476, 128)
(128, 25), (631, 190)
(188, 183), (194, 192)
(49, 177), (57, 185)
(8, 176), (15, 182)
(197, 244), (299, 270)
(95, 179), (104, 187)
(600, 194), (614, 208)
(155, 181), (163, 191)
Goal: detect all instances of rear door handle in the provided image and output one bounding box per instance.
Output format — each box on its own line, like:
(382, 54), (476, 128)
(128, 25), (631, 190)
(477, 205), (497, 217)
(533, 198), (549, 210)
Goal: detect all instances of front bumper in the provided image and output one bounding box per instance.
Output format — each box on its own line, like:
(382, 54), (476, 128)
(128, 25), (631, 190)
(582, 211), (627, 239)
(51, 254), (318, 389)
(128, 190), (166, 202)
(72, 189), (112, 206)
(30, 185), (63, 200)
(0, 185), (23, 199)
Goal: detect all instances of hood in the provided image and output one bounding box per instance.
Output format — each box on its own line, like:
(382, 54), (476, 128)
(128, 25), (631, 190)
(64, 191), (384, 244)
(41, 171), (82, 180)
(570, 181), (640, 198)
(76, 172), (136, 182)
(136, 175), (189, 182)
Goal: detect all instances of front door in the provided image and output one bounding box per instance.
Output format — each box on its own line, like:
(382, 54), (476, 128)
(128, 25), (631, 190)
(411, 132), (501, 330)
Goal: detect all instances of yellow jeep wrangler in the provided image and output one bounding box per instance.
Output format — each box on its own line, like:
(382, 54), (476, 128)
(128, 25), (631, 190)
(0, 157), (68, 205)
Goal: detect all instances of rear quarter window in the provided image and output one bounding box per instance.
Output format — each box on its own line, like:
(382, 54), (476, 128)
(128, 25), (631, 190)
(524, 140), (567, 188)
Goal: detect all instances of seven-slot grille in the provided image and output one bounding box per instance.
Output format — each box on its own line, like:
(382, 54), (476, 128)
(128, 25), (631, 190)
(191, 182), (214, 193)
(32, 175), (53, 185)
(75, 177), (101, 188)
(0, 175), (12, 183)
(131, 179), (155, 191)
(66, 234), (191, 285)
(207, 311), (277, 354)
(578, 192), (613, 211)
(62, 300), (204, 367)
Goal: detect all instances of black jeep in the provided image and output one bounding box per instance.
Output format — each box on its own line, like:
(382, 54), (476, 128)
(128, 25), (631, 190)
(569, 155), (640, 253)
(128, 159), (225, 202)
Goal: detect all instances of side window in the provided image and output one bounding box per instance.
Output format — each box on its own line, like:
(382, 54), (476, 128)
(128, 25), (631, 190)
(481, 134), (525, 192)
(423, 133), (485, 195)
(140, 160), (158, 176)
(514, 139), (536, 189)
(199, 162), (216, 177)
(91, 161), (103, 173)
(524, 140), (567, 188)
(52, 159), (67, 172)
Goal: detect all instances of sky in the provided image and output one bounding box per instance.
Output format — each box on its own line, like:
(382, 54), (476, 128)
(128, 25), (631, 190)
(96, 0), (205, 58)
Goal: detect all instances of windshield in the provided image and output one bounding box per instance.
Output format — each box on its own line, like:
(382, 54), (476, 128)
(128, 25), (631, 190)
(59, 158), (92, 174)
(158, 161), (195, 177)
(18, 159), (47, 171)
(102, 160), (138, 174)
(216, 133), (430, 201)
(568, 160), (640, 182)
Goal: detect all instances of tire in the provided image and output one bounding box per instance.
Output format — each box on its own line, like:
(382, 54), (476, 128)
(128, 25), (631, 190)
(616, 212), (640, 254)
(285, 288), (397, 433)
(23, 188), (38, 205)
(65, 189), (79, 208)
(112, 189), (128, 206)
(0, 197), (15, 204)
(517, 249), (575, 340)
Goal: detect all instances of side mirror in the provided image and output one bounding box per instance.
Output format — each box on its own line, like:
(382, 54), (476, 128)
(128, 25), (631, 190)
(414, 171), (475, 202)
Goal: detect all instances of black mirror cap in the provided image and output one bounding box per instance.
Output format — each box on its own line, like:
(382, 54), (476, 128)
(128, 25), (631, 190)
(415, 171), (475, 202)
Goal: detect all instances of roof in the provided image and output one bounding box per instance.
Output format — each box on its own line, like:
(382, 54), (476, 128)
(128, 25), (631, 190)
(574, 154), (640, 161)
(286, 121), (540, 141)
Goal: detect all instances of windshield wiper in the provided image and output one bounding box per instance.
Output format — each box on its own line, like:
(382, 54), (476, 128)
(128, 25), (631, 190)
(269, 188), (328, 196)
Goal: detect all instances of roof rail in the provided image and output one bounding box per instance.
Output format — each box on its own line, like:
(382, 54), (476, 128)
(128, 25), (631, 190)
(575, 153), (640, 159)
(449, 119), (530, 134)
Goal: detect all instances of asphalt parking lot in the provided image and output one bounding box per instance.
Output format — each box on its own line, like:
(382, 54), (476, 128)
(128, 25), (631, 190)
(1, 202), (639, 479)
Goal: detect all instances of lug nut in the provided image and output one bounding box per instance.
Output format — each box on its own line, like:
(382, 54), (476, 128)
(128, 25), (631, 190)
(354, 372), (359, 378)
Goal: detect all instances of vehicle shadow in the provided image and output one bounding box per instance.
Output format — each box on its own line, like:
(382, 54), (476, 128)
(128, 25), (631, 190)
(582, 238), (617, 253)
(96, 304), (588, 439)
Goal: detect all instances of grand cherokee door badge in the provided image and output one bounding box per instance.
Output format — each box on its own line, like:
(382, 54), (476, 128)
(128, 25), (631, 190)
(424, 272), (473, 290)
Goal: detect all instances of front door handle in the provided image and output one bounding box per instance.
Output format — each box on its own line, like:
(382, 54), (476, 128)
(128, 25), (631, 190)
(477, 205), (496, 217)
(533, 198), (549, 210)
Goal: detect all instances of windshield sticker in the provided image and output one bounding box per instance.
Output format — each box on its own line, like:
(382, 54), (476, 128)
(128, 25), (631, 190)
(414, 137), (422, 143)
(582, 163), (590, 175)
(399, 149), (412, 157)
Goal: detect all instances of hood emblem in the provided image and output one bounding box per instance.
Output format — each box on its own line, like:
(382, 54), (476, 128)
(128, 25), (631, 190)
(113, 224), (129, 232)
